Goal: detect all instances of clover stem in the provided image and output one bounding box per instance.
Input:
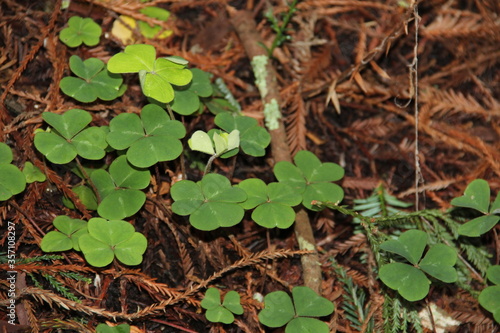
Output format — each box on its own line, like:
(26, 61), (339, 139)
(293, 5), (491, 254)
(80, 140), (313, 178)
(74, 157), (101, 203)
(204, 154), (219, 175)
(165, 103), (176, 120)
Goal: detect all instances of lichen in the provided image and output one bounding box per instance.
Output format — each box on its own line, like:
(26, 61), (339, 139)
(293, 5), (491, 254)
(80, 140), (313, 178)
(263, 99), (281, 130)
(251, 55), (269, 98)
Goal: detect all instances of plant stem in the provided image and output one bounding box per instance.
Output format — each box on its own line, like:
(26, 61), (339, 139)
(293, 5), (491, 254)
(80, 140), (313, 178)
(266, 0), (298, 57)
(228, 7), (322, 294)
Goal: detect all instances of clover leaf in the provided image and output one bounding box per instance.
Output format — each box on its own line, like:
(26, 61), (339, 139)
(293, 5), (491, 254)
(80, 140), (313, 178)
(379, 230), (458, 301)
(0, 143), (26, 201)
(170, 68), (213, 115)
(171, 173), (247, 231)
(451, 179), (500, 237)
(258, 286), (334, 333)
(137, 7), (173, 39)
(201, 288), (243, 324)
(79, 218), (147, 267)
(188, 130), (240, 157)
(107, 104), (186, 168)
(96, 323), (130, 333)
(214, 113), (271, 157)
(41, 216), (88, 252)
(90, 155), (150, 220)
(238, 178), (302, 228)
(60, 55), (125, 103)
(59, 16), (102, 47)
(274, 150), (344, 210)
(107, 44), (192, 103)
(478, 265), (500, 324)
(62, 185), (98, 211)
(34, 109), (108, 164)
(22, 162), (46, 183)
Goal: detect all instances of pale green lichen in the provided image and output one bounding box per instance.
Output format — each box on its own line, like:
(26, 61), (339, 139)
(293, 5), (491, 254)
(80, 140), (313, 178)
(263, 99), (281, 130)
(251, 55), (269, 98)
(297, 235), (316, 251)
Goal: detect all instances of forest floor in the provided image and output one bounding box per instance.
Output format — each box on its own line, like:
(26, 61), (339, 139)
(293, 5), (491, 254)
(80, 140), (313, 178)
(1, 0), (499, 332)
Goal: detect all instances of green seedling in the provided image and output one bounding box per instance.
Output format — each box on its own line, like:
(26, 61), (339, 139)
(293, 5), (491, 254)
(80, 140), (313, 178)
(451, 179), (500, 237)
(274, 150), (344, 211)
(378, 229), (458, 301)
(258, 286), (334, 333)
(107, 104), (185, 168)
(79, 218), (147, 267)
(96, 323), (130, 333)
(214, 113), (271, 157)
(170, 68), (213, 115)
(171, 173), (247, 231)
(353, 183), (412, 219)
(41, 216), (88, 252)
(90, 155), (150, 220)
(201, 288), (244, 324)
(60, 55), (126, 103)
(22, 161), (46, 183)
(238, 178), (301, 228)
(34, 109), (108, 164)
(478, 265), (500, 323)
(189, 129), (240, 156)
(0, 142), (26, 200)
(107, 44), (192, 103)
(137, 7), (172, 39)
(59, 16), (102, 47)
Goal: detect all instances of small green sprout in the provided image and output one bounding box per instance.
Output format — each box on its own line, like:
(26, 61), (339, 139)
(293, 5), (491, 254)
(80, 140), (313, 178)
(34, 109), (108, 164)
(201, 288), (243, 324)
(274, 150), (344, 211)
(171, 173), (247, 231)
(451, 179), (500, 237)
(107, 44), (192, 103)
(0, 142), (26, 200)
(59, 16), (102, 48)
(60, 55), (126, 103)
(258, 286), (334, 333)
(378, 229), (458, 301)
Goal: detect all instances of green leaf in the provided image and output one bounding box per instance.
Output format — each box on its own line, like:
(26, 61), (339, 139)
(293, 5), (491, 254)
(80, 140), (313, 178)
(259, 291), (295, 328)
(79, 234), (114, 267)
(90, 169), (116, 199)
(379, 229), (428, 265)
(42, 109), (91, 139)
(292, 286), (334, 317)
(108, 155), (150, 189)
(419, 244), (458, 283)
(478, 286), (500, 323)
(190, 201), (244, 231)
(63, 185), (98, 210)
(286, 317), (330, 333)
(41, 216), (88, 252)
(68, 55), (103, 80)
(34, 132), (77, 164)
(170, 180), (204, 215)
(0, 142), (13, 164)
(201, 288), (222, 310)
(223, 291), (244, 315)
(96, 323), (130, 333)
(379, 262), (430, 301)
(97, 189), (146, 220)
(59, 16), (102, 47)
(252, 203), (296, 229)
(294, 150), (344, 182)
(486, 265), (500, 285)
(114, 232), (148, 265)
(137, 7), (171, 39)
(457, 215), (500, 237)
(451, 179), (490, 213)
(71, 127), (108, 160)
(188, 130), (215, 155)
(22, 162), (46, 183)
(170, 89), (200, 115)
(40, 231), (74, 252)
(205, 307), (235, 324)
(107, 44), (156, 73)
(302, 182), (344, 211)
(0, 164), (26, 200)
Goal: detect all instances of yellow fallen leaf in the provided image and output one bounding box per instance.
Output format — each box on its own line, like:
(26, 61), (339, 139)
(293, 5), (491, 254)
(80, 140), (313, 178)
(111, 15), (137, 45)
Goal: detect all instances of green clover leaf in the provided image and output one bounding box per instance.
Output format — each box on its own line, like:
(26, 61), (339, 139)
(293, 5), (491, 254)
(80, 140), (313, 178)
(107, 44), (192, 103)
(60, 56), (125, 103)
(170, 68), (213, 115)
(214, 113), (271, 157)
(188, 130), (240, 156)
(22, 162), (46, 183)
(96, 323), (130, 333)
(59, 16), (102, 47)
(201, 288), (243, 324)
(238, 178), (302, 228)
(451, 179), (500, 237)
(171, 173), (247, 231)
(274, 150), (344, 210)
(79, 218), (147, 267)
(258, 286), (333, 332)
(41, 216), (88, 252)
(0, 144), (26, 201)
(107, 104), (186, 168)
(34, 109), (108, 164)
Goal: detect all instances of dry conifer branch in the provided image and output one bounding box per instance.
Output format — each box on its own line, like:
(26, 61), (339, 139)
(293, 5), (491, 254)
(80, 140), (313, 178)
(227, 7), (323, 295)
